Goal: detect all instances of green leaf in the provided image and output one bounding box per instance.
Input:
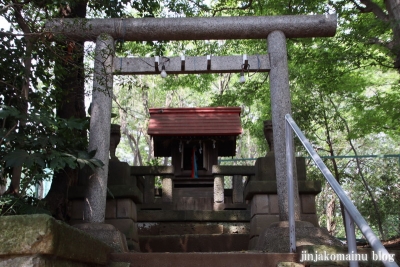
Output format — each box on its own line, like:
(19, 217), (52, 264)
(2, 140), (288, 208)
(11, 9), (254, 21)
(4, 149), (30, 167)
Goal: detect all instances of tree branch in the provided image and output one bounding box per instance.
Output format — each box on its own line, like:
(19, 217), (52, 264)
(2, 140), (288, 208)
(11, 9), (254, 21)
(350, 0), (389, 22)
(212, 0), (253, 16)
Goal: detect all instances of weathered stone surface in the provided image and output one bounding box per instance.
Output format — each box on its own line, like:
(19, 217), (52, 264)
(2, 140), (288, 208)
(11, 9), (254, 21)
(244, 181), (321, 200)
(301, 194), (317, 214)
(0, 214), (111, 265)
(139, 234), (249, 252)
(277, 262), (304, 267)
(248, 236), (259, 250)
(250, 214), (279, 237)
(137, 222), (249, 235)
(138, 210), (250, 222)
(111, 251), (300, 267)
(130, 166), (174, 175)
(106, 199), (117, 219)
(70, 200), (85, 220)
(69, 184), (143, 204)
(0, 255), (89, 267)
(214, 176), (224, 203)
(300, 214), (319, 227)
(108, 161), (132, 186)
(251, 194), (269, 216)
(232, 175), (244, 203)
(256, 221), (343, 252)
(74, 223), (128, 253)
(211, 165), (255, 176)
(254, 157), (276, 181)
(117, 199), (137, 221)
(162, 177), (173, 203)
(109, 262), (131, 267)
(105, 219), (138, 242)
(296, 157), (307, 181)
(269, 194), (280, 214)
(107, 185), (143, 204)
(46, 14), (337, 42)
(126, 240), (141, 252)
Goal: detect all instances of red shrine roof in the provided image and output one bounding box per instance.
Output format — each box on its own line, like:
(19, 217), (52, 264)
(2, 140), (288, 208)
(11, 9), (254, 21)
(148, 107), (242, 136)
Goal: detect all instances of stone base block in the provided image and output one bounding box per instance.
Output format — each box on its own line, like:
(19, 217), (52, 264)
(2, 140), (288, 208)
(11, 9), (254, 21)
(248, 236), (259, 250)
(256, 221), (343, 252)
(74, 223), (129, 253)
(0, 255), (88, 267)
(117, 199), (137, 221)
(250, 214), (279, 238)
(301, 214), (319, 227)
(251, 194), (269, 216)
(70, 199), (137, 222)
(126, 240), (141, 252)
(105, 219), (138, 243)
(0, 214), (111, 265)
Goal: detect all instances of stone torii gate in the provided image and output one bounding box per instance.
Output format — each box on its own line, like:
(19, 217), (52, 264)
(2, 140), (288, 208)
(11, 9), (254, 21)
(46, 15), (336, 225)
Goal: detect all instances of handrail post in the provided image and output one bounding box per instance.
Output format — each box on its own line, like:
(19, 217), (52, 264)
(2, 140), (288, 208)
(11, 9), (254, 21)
(285, 118), (296, 253)
(345, 208), (359, 267)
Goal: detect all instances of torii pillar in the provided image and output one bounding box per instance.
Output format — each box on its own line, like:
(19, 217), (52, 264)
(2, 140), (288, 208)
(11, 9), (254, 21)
(45, 14), (336, 227)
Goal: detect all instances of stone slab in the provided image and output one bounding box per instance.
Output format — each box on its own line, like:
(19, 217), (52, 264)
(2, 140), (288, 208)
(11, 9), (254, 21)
(117, 199), (137, 221)
(244, 181), (321, 200)
(105, 219), (138, 242)
(68, 185), (143, 204)
(256, 221), (343, 252)
(277, 262), (304, 267)
(254, 157), (276, 181)
(248, 236), (259, 250)
(301, 194), (317, 214)
(74, 223), (128, 253)
(251, 194), (269, 216)
(108, 161), (133, 186)
(269, 194), (280, 214)
(110, 252), (300, 267)
(0, 255), (88, 267)
(250, 214), (279, 237)
(211, 165), (255, 176)
(130, 166), (174, 175)
(0, 214), (111, 265)
(300, 214), (319, 227)
(126, 240), (141, 252)
(137, 222), (249, 235)
(106, 199), (117, 219)
(139, 234), (249, 252)
(137, 210), (250, 222)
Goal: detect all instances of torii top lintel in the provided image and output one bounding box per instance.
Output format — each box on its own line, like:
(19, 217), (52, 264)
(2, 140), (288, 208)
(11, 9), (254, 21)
(45, 14), (336, 42)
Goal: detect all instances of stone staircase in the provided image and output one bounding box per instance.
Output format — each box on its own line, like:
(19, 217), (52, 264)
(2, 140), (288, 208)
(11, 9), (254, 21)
(137, 210), (250, 252)
(110, 252), (301, 267)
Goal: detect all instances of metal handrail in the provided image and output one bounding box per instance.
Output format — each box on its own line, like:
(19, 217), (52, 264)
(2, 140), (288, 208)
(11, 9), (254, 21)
(285, 114), (398, 267)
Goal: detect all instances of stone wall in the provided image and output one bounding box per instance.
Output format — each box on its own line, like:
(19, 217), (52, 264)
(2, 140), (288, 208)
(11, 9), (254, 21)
(0, 214), (112, 267)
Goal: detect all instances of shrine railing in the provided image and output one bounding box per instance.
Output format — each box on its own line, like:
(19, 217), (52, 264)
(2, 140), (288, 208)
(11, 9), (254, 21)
(285, 114), (398, 267)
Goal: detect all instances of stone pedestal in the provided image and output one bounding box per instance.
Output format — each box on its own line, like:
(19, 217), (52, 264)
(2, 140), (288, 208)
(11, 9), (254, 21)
(245, 156), (321, 250)
(70, 161), (142, 252)
(255, 221), (343, 252)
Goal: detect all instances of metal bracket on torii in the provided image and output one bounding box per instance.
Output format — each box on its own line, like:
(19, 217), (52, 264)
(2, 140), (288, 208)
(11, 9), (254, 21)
(45, 14), (337, 223)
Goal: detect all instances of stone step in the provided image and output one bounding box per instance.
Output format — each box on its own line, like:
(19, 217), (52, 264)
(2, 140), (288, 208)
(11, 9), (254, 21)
(139, 234), (249, 252)
(138, 222), (249, 235)
(110, 252), (299, 267)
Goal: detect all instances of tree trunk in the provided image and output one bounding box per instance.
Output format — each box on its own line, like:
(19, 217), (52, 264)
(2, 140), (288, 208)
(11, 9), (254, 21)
(385, 0), (400, 69)
(45, 1), (87, 220)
